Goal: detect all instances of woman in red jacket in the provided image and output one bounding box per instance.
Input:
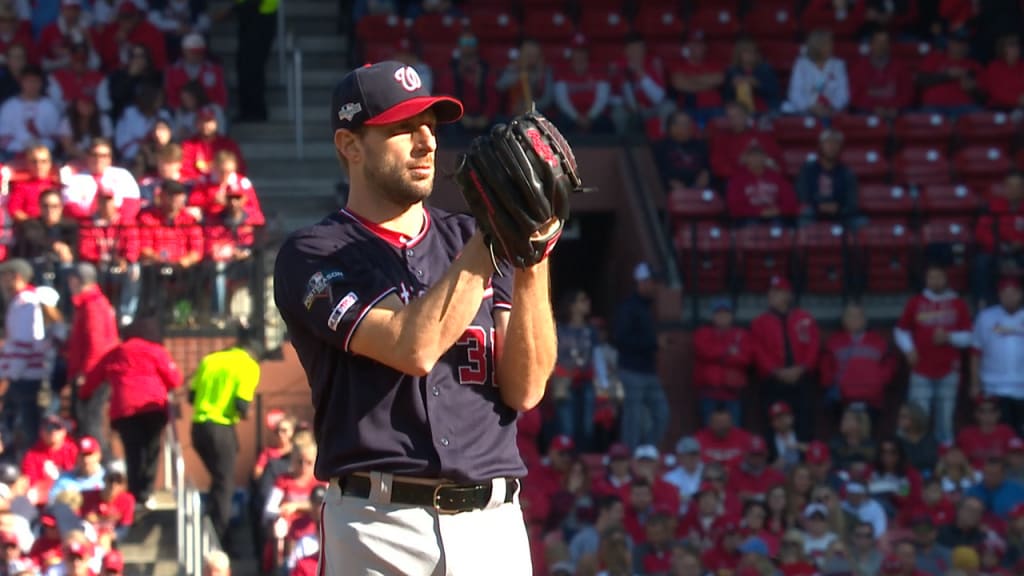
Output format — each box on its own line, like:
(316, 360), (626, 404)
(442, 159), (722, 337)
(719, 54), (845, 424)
(85, 317), (182, 503)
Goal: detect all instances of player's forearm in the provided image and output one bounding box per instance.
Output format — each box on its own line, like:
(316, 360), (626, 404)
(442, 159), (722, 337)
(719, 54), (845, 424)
(392, 234), (494, 374)
(496, 262), (557, 411)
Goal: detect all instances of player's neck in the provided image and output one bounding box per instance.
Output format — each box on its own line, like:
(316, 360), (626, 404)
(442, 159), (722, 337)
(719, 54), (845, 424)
(344, 196), (425, 239)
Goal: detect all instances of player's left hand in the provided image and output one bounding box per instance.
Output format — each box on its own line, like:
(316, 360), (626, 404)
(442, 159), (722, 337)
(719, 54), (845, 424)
(454, 110), (590, 270)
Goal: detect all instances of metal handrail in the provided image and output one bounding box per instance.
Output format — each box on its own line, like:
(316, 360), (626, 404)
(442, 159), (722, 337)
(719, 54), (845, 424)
(282, 31), (305, 160)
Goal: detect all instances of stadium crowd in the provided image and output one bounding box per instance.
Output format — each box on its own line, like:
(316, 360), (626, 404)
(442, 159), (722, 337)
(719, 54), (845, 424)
(343, 1), (1024, 576)
(0, 0), (274, 574)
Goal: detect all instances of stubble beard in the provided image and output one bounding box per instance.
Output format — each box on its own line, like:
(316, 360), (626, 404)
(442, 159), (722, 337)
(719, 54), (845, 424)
(364, 152), (433, 208)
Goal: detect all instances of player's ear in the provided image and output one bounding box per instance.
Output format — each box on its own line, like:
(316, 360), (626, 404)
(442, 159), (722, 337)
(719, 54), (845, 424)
(334, 128), (364, 166)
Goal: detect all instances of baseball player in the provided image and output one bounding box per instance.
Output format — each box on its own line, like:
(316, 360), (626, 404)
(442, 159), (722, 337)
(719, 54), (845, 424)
(274, 61), (584, 575)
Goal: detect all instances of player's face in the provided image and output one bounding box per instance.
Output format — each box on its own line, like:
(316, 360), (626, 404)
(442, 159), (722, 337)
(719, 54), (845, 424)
(362, 110), (438, 207)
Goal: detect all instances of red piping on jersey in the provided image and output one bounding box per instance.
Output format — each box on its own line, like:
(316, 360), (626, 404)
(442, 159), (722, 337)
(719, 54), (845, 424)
(317, 501), (326, 576)
(340, 208), (431, 249)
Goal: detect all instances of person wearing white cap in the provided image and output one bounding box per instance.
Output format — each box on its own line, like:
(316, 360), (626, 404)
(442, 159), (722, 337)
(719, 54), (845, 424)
(149, 3), (212, 63)
(163, 32), (225, 113)
(801, 502), (839, 556)
(613, 261), (669, 449)
(841, 481), (887, 538)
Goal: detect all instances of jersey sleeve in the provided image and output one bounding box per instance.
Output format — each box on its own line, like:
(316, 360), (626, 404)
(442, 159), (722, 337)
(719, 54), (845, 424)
(491, 262), (514, 311)
(274, 234), (398, 354)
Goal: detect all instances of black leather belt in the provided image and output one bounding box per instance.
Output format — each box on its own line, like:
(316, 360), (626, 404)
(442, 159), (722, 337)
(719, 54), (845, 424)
(338, 475), (519, 514)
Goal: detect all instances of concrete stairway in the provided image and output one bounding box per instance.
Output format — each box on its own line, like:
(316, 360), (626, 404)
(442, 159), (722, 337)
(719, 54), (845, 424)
(211, 1), (349, 233)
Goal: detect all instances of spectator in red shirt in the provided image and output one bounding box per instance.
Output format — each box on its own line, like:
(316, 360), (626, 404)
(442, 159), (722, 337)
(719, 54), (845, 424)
(679, 484), (725, 548)
(20, 415), (77, 497)
(81, 468), (135, 540)
(751, 275), (821, 440)
(50, 39), (102, 107)
(917, 30), (982, 117)
(553, 37), (613, 134)
(623, 479), (657, 544)
(625, 445), (680, 515)
(702, 519), (743, 574)
(710, 100), (783, 180)
(668, 30), (724, 125)
(726, 142), (799, 225)
(592, 442), (634, 497)
(974, 172), (1024, 305)
(203, 184), (257, 325)
(696, 405), (753, 467)
(189, 150), (263, 225)
(180, 107), (245, 181)
(437, 34), (497, 136)
(895, 263), (973, 445)
(86, 316), (182, 503)
(984, 34), (1024, 110)
(723, 38), (782, 113)
(263, 439), (322, 530)
(636, 511), (674, 574)
(850, 28), (913, 118)
(821, 302), (897, 422)
(77, 192), (141, 326)
(729, 436), (786, 502)
(137, 180), (203, 322)
(95, 2), (167, 73)
(37, 0), (91, 73)
(693, 298), (752, 425)
(957, 396), (1018, 468)
(164, 33), (227, 111)
(7, 143), (58, 222)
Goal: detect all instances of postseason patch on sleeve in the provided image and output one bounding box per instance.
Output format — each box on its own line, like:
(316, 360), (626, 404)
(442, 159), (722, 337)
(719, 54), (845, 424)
(303, 270), (345, 310)
(327, 292), (359, 332)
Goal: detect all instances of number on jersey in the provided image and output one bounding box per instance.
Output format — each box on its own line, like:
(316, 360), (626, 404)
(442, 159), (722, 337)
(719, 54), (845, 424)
(456, 326), (496, 386)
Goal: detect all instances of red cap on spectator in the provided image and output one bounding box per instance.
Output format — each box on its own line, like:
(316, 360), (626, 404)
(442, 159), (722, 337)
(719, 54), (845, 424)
(117, 1), (140, 15)
(549, 435), (574, 453)
(999, 276), (1022, 292)
(696, 481), (717, 495)
(197, 106), (218, 122)
(748, 436), (767, 454)
(78, 436), (100, 455)
(65, 540), (93, 558)
(265, 408), (286, 430)
(1008, 437), (1024, 453)
(805, 441), (830, 464)
(607, 442), (630, 460)
(102, 549), (124, 572)
(0, 531), (18, 546)
(40, 513), (57, 528)
(975, 394), (999, 407)
(769, 402), (791, 418)
(769, 275), (792, 291)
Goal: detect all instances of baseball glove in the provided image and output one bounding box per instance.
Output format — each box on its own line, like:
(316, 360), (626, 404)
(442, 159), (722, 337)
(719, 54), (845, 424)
(454, 111), (586, 270)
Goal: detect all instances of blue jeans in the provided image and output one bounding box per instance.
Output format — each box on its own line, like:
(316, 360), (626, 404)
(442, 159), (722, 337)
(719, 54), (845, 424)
(2, 379), (41, 453)
(556, 384), (596, 451)
(99, 263), (141, 322)
(619, 369), (669, 449)
(908, 372), (960, 445)
(699, 397), (741, 427)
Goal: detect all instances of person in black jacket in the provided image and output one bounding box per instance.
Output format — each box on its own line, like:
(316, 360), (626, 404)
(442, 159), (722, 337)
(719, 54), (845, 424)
(652, 111), (710, 192)
(12, 189), (79, 302)
(796, 130), (860, 226)
(613, 262), (668, 449)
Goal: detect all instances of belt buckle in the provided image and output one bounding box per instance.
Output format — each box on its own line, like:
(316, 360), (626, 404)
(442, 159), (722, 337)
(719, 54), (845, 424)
(432, 484), (460, 515)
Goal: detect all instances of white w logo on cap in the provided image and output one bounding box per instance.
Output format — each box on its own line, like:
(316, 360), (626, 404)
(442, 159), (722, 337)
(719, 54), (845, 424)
(393, 66), (422, 92)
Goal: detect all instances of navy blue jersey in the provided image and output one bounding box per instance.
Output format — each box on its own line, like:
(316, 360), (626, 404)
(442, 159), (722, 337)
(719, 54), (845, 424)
(273, 206), (525, 483)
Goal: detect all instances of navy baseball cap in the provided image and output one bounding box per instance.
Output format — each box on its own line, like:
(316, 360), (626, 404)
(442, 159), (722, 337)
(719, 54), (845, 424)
(331, 60), (463, 132)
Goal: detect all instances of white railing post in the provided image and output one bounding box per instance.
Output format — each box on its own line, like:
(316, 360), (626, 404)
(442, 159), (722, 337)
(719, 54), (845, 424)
(295, 48), (304, 160)
(191, 492), (203, 576)
(276, 0), (286, 85)
(286, 33), (296, 121)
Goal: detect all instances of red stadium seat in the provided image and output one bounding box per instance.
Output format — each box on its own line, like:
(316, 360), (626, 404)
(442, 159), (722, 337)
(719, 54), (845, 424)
(771, 116), (824, 149)
(676, 222), (732, 294)
(894, 147), (951, 187)
(541, 43), (572, 73)
(579, 8), (631, 41)
(893, 113), (954, 149)
(589, 42), (624, 70)
(830, 114), (890, 148)
(743, 4), (798, 40)
(355, 13), (409, 44)
(735, 225), (795, 292)
(522, 0), (567, 7)
(759, 40), (801, 75)
(833, 41), (865, 63)
(361, 42), (399, 64)
(419, 43), (457, 72)
(800, 2), (865, 39)
(919, 184), (980, 216)
(523, 11), (575, 43)
(920, 219), (974, 292)
(840, 147), (890, 184)
(689, 6), (740, 40)
(668, 188), (726, 221)
(955, 111), (1018, 150)
(955, 146), (1012, 190)
(411, 13), (466, 44)
(855, 220), (916, 292)
(478, 42), (518, 68)
(633, 6), (686, 42)
(858, 185), (915, 218)
(798, 222), (850, 294)
(693, 0), (740, 9)
(890, 41), (932, 69)
(467, 10), (521, 43)
(783, 147), (817, 178)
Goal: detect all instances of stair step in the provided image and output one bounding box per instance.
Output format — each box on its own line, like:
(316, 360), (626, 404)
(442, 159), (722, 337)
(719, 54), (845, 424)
(266, 85), (335, 108)
(246, 159), (342, 181)
(285, 2), (339, 17)
(225, 66), (346, 88)
(242, 141), (336, 160)
(211, 34), (344, 56)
